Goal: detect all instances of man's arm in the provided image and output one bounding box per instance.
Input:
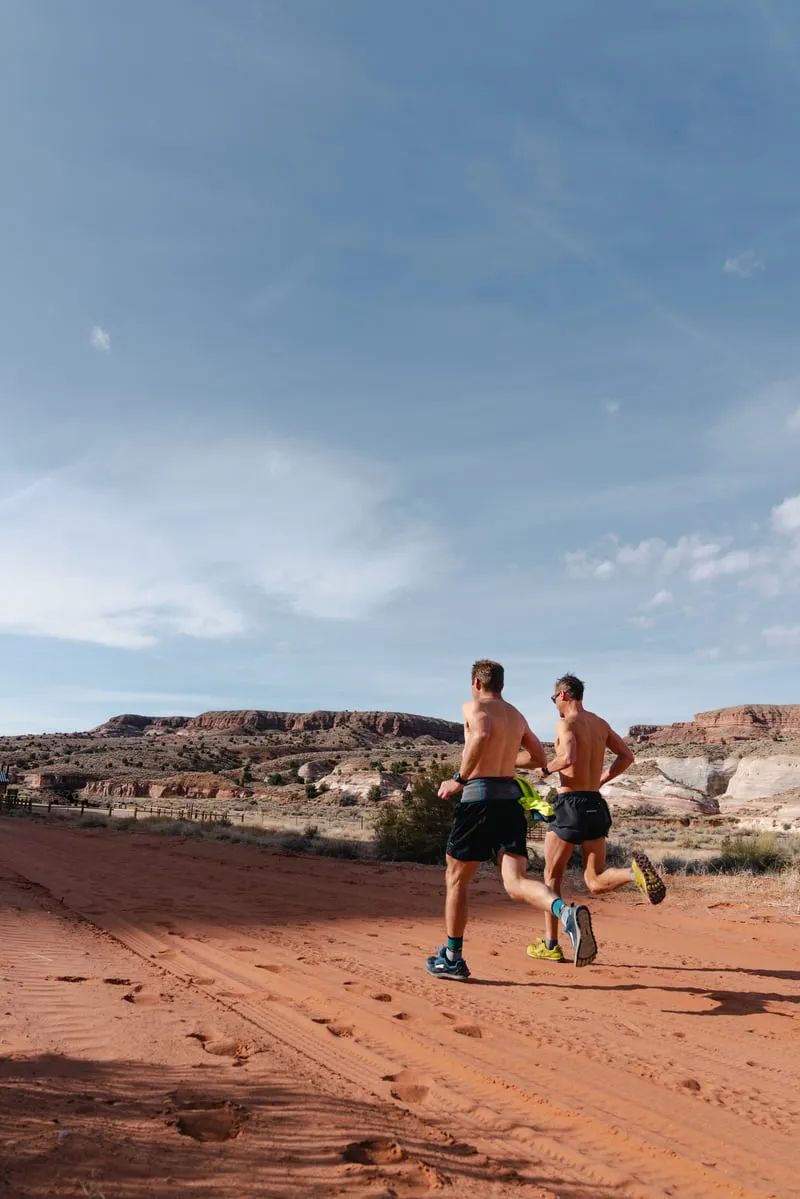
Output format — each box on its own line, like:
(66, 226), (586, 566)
(539, 719), (577, 778)
(599, 726), (635, 788)
(515, 721), (547, 770)
(438, 704), (492, 799)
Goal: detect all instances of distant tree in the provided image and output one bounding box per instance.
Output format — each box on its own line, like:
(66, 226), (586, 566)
(373, 763), (456, 863)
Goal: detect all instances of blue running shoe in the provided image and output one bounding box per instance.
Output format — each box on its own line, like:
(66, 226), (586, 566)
(425, 946), (471, 981)
(559, 904), (597, 967)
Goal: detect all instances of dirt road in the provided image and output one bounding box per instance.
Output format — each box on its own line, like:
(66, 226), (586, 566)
(0, 818), (797, 1198)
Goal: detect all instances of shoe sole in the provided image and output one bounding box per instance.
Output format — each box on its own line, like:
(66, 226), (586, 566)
(572, 906), (598, 967)
(425, 959), (471, 982)
(632, 853), (667, 905)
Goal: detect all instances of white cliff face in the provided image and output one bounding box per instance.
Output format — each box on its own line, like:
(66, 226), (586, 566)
(722, 756), (800, 801)
(598, 752), (800, 828)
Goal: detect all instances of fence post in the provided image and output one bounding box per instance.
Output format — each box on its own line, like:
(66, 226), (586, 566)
(133, 806), (138, 820)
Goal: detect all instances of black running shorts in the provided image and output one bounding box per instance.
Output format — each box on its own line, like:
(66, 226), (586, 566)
(551, 791), (612, 845)
(446, 778), (528, 862)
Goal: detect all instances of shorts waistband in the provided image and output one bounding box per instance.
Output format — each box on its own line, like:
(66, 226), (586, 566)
(556, 790), (603, 801)
(460, 777), (521, 804)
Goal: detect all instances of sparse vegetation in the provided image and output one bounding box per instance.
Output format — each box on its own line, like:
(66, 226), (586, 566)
(373, 764), (455, 863)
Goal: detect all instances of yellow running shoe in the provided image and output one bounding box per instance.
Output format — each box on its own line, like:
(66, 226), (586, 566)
(526, 939), (565, 962)
(631, 853), (667, 905)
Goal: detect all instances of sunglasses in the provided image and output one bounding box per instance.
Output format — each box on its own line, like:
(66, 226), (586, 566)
(550, 693), (559, 704)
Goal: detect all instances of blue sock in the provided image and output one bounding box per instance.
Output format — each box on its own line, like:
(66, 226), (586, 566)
(550, 898), (565, 918)
(446, 936), (463, 962)
(545, 938), (559, 950)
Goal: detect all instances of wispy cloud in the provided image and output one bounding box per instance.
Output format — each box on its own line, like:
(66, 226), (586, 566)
(90, 325), (111, 353)
(762, 625), (800, 648)
(0, 436), (440, 649)
(789, 406), (800, 430)
(643, 589), (673, 609)
(603, 400), (621, 416)
(723, 250), (765, 278)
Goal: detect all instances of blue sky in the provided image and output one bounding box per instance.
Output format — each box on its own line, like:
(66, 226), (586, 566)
(2, 1), (800, 735)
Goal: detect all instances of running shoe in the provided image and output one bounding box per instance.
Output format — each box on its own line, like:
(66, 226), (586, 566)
(425, 946), (471, 982)
(631, 853), (667, 905)
(526, 939), (565, 962)
(559, 904), (598, 967)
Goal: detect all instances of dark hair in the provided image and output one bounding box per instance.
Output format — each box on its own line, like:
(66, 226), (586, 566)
(554, 673), (584, 701)
(472, 659), (504, 693)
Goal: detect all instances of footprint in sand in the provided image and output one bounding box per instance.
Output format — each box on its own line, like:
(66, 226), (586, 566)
(103, 977), (132, 987)
(371, 993), (392, 1003)
(174, 1101), (245, 1142)
(392, 1012), (412, 1022)
(342, 1138), (405, 1165)
(231, 946), (256, 953)
(384, 1070), (430, 1104)
(187, 1032), (249, 1060)
(54, 976), (88, 983)
(311, 1016), (332, 1025)
(454, 1024), (483, 1039)
(326, 1023), (355, 1039)
(254, 964), (285, 974)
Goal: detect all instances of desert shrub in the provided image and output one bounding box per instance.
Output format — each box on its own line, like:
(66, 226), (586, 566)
(367, 785), (383, 803)
(317, 782), (329, 794)
(276, 833), (314, 853)
(389, 760), (410, 775)
(373, 763), (455, 863)
(626, 803), (664, 818)
(305, 783), (318, 799)
(316, 838), (364, 860)
(338, 794), (358, 807)
(709, 833), (789, 875)
(303, 823), (319, 839)
(267, 772), (285, 786)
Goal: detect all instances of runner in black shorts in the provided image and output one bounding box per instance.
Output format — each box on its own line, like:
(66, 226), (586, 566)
(425, 660), (599, 981)
(517, 673), (666, 964)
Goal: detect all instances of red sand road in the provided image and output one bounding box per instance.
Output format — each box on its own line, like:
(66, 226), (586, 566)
(0, 818), (798, 1199)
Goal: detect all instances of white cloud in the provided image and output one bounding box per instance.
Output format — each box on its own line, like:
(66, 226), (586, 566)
(0, 437), (439, 649)
(643, 589), (672, 609)
(688, 549), (752, 582)
(788, 406), (800, 431)
(762, 625), (800, 648)
(566, 534), (736, 582)
(603, 400), (621, 416)
(90, 325), (111, 353)
(722, 250), (764, 278)
(772, 494), (800, 535)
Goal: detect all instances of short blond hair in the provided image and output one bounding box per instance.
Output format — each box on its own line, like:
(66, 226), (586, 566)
(472, 659), (504, 693)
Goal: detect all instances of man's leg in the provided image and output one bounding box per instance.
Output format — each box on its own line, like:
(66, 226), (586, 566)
(445, 855), (481, 942)
(499, 852), (598, 966)
(581, 839), (634, 894)
(543, 831), (575, 945)
(426, 856), (480, 981)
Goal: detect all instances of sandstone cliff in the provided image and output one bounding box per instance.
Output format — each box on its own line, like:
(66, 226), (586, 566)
(629, 705), (800, 745)
(94, 709), (463, 742)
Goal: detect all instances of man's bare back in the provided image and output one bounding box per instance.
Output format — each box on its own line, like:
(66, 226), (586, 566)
(462, 695), (529, 779)
(553, 709), (630, 793)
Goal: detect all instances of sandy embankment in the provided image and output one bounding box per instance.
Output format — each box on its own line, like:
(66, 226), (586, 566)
(0, 819), (798, 1199)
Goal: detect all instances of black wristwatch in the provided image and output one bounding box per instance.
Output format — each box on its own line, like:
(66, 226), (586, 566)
(453, 771), (465, 785)
(541, 766), (551, 778)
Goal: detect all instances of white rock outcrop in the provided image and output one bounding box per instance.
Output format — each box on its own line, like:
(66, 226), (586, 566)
(722, 756), (800, 801)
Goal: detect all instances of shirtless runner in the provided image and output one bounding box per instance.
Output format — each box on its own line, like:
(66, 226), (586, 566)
(425, 660), (598, 981)
(519, 673), (666, 964)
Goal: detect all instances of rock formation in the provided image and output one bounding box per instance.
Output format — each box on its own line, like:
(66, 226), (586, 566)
(629, 705), (800, 744)
(93, 709), (463, 742)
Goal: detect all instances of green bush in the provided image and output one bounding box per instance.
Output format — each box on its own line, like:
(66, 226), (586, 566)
(373, 763), (456, 863)
(267, 772), (285, 786)
(305, 783), (318, 799)
(710, 833), (789, 874)
(367, 785), (383, 803)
